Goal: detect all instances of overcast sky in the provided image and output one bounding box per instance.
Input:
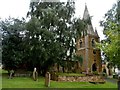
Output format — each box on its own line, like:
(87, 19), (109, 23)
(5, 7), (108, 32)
(0, 0), (117, 40)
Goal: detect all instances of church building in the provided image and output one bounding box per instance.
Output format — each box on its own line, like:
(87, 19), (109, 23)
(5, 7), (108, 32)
(76, 4), (102, 73)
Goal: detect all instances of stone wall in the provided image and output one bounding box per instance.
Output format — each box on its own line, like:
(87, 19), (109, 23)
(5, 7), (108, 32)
(52, 74), (104, 82)
(76, 34), (102, 72)
(14, 69), (32, 77)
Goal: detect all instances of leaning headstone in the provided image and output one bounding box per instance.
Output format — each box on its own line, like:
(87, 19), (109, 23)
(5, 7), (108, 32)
(53, 63), (58, 72)
(9, 70), (14, 79)
(86, 68), (89, 75)
(45, 72), (50, 87)
(33, 67), (38, 81)
(59, 66), (63, 73)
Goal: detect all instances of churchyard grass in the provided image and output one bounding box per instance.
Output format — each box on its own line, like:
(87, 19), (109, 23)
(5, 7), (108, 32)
(0, 69), (2, 89)
(56, 72), (85, 76)
(1, 69), (117, 88)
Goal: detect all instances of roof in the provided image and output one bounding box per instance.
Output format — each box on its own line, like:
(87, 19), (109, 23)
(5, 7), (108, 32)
(82, 4), (99, 37)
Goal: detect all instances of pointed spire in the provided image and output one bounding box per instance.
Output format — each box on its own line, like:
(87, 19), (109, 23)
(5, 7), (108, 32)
(83, 3), (90, 20)
(82, 4), (95, 36)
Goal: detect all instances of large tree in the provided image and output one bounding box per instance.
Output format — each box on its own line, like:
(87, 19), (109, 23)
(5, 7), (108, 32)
(1, 1), (85, 75)
(99, 1), (120, 68)
(26, 1), (85, 74)
(1, 17), (26, 70)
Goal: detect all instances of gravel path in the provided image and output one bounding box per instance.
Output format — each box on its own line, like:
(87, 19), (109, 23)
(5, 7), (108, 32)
(105, 78), (118, 84)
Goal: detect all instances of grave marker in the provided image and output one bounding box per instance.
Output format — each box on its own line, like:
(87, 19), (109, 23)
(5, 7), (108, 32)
(33, 67), (38, 81)
(45, 72), (50, 87)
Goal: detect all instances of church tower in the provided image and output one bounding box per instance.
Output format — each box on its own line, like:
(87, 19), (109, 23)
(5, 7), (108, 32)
(76, 4), (102, 73)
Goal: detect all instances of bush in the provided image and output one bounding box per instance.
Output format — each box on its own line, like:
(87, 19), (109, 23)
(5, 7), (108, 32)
(102, 72), (107, 76)
(113, 74), (118, 79)
(93, 71), (99, 75)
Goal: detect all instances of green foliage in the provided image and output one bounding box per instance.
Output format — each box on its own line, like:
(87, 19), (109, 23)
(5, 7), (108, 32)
(26, 1), (75, 74)
(26, 1), (85, 74)
(98, 1), (120, 67)
(73, 55), (83, 65)
(1, 1), (86, 75)
(1, 17), (26, 70)
(93, 71), (99, 75)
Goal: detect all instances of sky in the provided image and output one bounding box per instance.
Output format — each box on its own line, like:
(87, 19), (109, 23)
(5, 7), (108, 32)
(0, 0), (117, 40)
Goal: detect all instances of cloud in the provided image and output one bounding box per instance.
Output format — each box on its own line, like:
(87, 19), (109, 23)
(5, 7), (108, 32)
(0, 0), (116, 40)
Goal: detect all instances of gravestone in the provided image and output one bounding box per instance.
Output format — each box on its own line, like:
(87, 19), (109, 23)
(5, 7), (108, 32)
(9, 70), (14, 79)
(33, 67), (38, 81)
(86, 68), (90, 75)
(45, 72), (50, 87)
(64, 67), (68, 73)
(59, 66), (63, 73)
(53, 63), (58, 72)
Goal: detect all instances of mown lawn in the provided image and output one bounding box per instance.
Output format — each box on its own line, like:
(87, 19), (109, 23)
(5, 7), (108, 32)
(56, 72), (85, 76)
(1, 69), (118, 89)
(0, 69), (2, 90)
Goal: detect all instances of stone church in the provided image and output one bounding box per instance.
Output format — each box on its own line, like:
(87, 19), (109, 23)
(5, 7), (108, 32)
(76, 4), (102, 73)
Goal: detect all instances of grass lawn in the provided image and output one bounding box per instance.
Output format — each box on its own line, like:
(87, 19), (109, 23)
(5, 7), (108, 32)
(56, 72), (85, 76)
(0, 69), (2, 89)
(1, 69), (118, 89)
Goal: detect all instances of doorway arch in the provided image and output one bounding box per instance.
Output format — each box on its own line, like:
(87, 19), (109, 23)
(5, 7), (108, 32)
(92, 63), (97, 72)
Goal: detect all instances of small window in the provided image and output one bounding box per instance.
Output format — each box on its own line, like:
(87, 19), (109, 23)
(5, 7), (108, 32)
(93, 50), (96, 54)
(92, 39), (95, 47)
(80, 40), (82, 48)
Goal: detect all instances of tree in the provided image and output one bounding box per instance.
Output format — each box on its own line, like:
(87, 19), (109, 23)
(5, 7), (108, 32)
(26, 1), (85, 74)
(99, 0), (120, 68)
(1, 17), (27, 70)
(1, 1), (85, 75)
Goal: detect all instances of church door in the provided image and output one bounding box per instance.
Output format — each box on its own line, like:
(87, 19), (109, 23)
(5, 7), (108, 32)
(92, 63), (97, 72)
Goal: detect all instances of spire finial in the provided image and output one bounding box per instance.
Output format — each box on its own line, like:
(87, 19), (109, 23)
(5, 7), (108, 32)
(85, 3), (87, 9)
(83, 3), (89, 20)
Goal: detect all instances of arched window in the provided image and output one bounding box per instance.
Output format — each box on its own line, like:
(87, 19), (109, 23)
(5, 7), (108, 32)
(80, 40), (82, 48)
(93, 50), (96, 54)
(92, 63), (97, 71)
(92, 60), (97, 72)
(92, 39), (95, 47)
